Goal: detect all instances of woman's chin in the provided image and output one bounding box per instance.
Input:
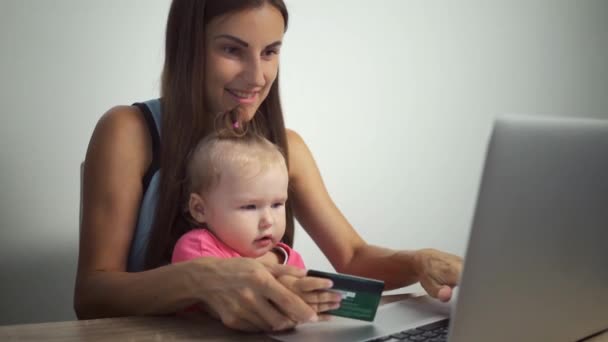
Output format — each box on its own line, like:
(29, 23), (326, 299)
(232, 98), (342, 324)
(239, 109), (257, 122)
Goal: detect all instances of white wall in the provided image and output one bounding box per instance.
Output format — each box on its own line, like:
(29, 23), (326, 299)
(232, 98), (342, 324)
(0, 0), (606, 325)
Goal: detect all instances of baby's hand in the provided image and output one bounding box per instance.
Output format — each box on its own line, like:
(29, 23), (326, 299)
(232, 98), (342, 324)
(256, 251), (281, 267)
(277, 274), (342, 314)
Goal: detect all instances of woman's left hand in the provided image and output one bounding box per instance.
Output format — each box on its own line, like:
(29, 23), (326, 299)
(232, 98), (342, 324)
(414, 248), (463, 302)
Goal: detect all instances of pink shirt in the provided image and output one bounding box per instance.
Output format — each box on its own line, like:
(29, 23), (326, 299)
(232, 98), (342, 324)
(172, 229), (306, 269)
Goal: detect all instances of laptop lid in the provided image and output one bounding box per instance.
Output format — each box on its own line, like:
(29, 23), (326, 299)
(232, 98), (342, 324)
(449, 115), (608, 342)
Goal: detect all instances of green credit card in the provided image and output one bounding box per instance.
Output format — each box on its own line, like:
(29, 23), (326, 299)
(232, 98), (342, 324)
(307, 269), (385, 322)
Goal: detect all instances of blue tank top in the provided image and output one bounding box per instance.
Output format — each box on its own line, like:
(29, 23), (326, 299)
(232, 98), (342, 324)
(127, 99), (162, 272)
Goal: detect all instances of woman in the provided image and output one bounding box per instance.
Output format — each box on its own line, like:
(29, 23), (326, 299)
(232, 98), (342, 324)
(74, 0), (462, 332)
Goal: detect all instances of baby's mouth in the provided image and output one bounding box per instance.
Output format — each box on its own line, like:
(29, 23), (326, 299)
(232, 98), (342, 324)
(255, 235), (272, 242)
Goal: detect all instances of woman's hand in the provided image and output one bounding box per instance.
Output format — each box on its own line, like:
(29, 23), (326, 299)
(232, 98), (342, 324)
(276, 274), (342, 315)
(192, 257), (319, 332)
(414, 248), (463, 302)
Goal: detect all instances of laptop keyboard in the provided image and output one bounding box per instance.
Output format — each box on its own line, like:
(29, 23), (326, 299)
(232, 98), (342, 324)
(366, 319), (450, 342)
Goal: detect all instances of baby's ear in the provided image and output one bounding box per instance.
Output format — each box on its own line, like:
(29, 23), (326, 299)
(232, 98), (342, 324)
(188, 193), (206, 224)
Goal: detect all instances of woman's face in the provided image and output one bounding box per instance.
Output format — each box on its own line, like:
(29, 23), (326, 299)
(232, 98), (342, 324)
(204, 3), (285, 122)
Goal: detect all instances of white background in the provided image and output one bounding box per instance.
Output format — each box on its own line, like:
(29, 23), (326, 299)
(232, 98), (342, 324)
(0, 0), (606, 324)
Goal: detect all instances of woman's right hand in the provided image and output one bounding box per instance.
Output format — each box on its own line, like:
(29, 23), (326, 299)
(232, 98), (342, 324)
(275, 274), (342, 315)
(192, 257), (325, 332)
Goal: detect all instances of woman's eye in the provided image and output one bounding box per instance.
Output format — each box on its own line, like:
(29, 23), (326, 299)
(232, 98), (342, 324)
(263, 49), (279, 57)
(222, 46), (240, 55)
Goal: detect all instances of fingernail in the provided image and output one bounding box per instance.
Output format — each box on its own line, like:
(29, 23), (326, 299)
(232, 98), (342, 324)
(325, 280), (333, 288)
(309, 314), (319, 322)
(274, 323), (290, 331)
(331, 302), (341, 310)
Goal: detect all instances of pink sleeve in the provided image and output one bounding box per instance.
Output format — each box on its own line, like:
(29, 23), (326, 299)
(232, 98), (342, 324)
(171, 229), (226, 263)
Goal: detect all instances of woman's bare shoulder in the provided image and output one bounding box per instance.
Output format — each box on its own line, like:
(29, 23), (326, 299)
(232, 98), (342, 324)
(95, 105), (148, 141)
(285, 128), (306, 152)
(87, 104), (151, 170)
(285, 129), (316, 183)
(285, 129), (306, 158)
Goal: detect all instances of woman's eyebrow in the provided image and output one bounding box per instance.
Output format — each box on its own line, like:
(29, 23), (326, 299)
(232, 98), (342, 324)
(214, 34), (282, 49)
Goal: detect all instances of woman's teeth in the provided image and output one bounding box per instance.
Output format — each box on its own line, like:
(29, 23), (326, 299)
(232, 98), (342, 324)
(229, 89), (255, 98)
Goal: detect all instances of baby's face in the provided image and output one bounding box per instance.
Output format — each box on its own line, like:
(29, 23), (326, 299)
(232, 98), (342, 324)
(202, 161), (288, 257)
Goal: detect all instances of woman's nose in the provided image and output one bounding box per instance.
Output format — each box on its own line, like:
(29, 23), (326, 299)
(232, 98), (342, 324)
(243, 57), (265, 87)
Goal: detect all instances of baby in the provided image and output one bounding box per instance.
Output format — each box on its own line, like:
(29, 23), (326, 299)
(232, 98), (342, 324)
(171, 129), (305, 268)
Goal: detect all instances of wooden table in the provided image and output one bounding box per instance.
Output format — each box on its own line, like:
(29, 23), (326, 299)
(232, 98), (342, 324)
(1, 294), (606, 342)
(0, 294), (410, 342)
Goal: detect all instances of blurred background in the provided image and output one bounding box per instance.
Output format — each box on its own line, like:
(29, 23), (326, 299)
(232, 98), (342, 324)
(0, 0), (606, 325)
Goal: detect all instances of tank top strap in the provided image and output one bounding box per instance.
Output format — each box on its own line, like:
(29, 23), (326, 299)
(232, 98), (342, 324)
(127, 98), (162, 272)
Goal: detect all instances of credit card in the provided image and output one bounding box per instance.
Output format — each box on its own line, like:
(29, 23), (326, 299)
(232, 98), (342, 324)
(307, 269), (385, 322)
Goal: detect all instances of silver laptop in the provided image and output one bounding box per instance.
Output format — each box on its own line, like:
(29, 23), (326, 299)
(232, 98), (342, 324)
(273, 115), (608, 342)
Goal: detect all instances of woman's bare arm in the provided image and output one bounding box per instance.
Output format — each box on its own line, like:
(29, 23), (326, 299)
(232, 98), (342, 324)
(286, 130), (461, 292)
(74, 105), (201, 317)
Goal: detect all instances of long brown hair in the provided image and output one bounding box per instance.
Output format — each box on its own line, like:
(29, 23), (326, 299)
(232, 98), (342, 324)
(145, 0), (292, 269)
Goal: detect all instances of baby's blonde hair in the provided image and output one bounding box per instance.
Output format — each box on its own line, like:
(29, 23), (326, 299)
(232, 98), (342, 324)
(185, 129), (287, 197)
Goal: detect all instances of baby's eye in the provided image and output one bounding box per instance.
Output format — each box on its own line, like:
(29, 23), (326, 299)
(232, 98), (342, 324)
(240, 204), (256, 210)
(271, 202), (284, 209)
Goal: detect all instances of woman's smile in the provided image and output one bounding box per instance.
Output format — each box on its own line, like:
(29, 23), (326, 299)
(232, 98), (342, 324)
(226, 88), (259, 105)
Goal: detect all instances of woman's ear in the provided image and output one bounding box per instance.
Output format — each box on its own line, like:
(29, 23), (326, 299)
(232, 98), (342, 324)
(188, 193), (206, 224)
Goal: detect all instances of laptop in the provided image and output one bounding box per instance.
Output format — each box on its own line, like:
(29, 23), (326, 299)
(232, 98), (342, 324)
(273, 115), (608, 342)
